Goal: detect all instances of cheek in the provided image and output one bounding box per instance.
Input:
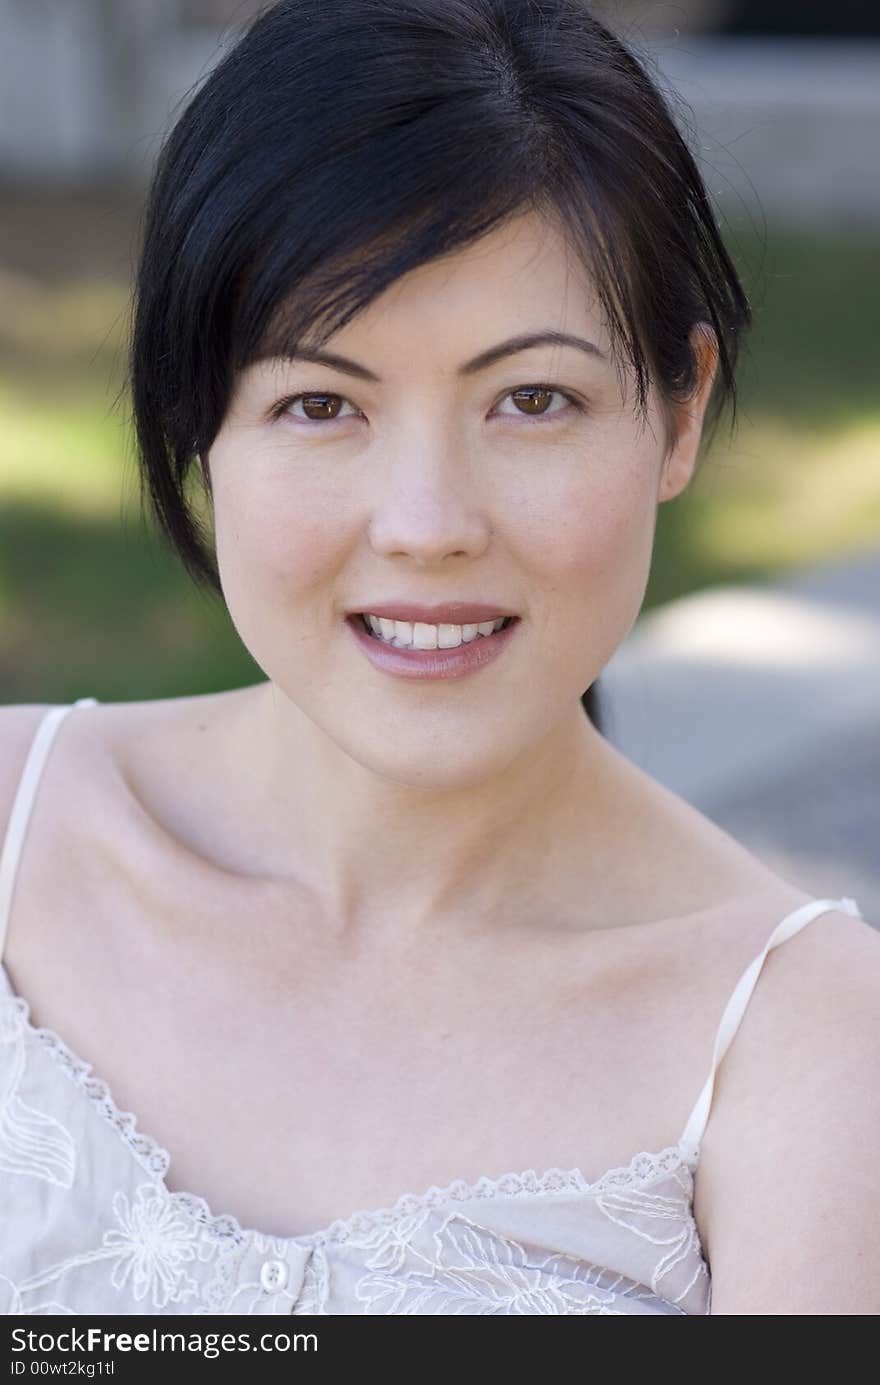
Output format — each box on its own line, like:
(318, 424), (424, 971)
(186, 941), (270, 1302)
(509, 443), (659, 676)
(212, 462), (350, 600)
(515, 447), (657, 588)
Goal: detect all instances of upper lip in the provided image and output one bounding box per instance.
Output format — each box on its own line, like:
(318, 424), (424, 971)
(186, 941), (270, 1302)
(347, 602), (519, 625)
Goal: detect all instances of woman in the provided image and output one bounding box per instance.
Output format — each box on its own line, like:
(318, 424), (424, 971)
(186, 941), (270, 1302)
(0, 0), (876, 1317)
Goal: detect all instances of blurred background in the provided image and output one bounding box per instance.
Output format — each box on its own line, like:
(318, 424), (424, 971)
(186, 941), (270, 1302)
(1, 0), (878, 915)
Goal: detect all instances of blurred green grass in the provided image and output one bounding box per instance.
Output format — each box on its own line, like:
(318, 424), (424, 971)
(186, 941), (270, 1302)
(1, 188), (878, 704)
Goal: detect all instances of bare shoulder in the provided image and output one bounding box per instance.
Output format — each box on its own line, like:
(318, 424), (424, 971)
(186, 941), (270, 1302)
(0, 695), (178, 837)
(697, 900), (880, 1314)
(0, 703), (58, 840)
(0, 689), (251, 1002)
(66, 688), (251, 769)
(0, 687), (268, 888)
(0, 689), (245, 796)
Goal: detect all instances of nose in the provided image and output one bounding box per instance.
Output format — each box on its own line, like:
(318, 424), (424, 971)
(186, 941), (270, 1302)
(366, 442), (491, 564)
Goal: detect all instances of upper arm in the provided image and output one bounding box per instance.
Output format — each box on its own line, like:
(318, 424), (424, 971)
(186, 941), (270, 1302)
(695, 909), (880, 1315)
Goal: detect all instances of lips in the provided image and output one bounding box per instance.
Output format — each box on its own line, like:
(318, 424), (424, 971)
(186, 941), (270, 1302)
(345, 605), (520, 680)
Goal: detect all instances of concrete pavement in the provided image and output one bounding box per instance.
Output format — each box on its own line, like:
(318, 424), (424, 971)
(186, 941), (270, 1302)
(599, 542), (880, 924)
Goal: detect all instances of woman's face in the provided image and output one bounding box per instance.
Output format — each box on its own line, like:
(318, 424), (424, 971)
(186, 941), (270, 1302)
(205, 209), (710, 789)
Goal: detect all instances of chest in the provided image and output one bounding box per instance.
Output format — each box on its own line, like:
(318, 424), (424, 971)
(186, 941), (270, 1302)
(8, 845), (722, 1243)
(5, 739), (747, 1246)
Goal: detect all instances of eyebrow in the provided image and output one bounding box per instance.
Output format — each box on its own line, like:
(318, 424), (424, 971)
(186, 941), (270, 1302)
(273, 330), (607, 382)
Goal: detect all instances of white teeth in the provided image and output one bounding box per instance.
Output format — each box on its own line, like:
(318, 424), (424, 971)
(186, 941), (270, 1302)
(363, 615), (509, 649)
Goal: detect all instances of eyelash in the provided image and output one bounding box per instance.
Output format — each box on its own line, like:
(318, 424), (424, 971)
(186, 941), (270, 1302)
(267, 385), (586, 428)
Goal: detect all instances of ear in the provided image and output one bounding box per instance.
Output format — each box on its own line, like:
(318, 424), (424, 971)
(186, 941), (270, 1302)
(658, 322), (719, 503)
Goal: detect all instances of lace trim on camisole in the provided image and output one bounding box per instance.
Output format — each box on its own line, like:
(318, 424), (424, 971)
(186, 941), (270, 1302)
(0, 962), (695, 1248)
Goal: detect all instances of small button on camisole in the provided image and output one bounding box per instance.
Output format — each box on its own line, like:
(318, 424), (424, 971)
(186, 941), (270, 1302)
(0, 698), (865, 1315)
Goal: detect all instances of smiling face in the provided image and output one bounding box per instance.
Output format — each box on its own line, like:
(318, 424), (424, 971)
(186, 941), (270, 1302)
(204, 208), (713, 790)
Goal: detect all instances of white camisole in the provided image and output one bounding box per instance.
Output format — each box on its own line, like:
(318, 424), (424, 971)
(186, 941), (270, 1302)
(0, 698), (864, 1315)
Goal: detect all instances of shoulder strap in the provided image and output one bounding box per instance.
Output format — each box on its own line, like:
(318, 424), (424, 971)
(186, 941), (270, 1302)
(678, 894), (864, 1164)
(0, 698), (99, 965)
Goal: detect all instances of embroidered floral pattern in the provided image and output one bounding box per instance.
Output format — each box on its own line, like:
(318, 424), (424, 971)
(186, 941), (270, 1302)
(0, 978), (712, 1316)
(0, 998), (76, 1188)
(0, 1273), (22, 1314)
(103, 1183), (204, 1309)
(595, 1183), (710, 1306)
(354, 1212), (659, 1315)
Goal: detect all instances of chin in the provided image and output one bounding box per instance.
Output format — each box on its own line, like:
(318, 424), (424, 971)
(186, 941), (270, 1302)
(339, 721), (530, 793)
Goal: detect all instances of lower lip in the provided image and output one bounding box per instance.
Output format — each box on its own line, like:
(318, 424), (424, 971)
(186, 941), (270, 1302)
(345, 614), (521, 681)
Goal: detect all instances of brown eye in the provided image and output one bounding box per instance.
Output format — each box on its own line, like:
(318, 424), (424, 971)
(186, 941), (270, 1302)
(511, 387), (555, 414)
(297, 393), (347, 420)
(273, 391), (360, 424)
(497, 386), (581, 422)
